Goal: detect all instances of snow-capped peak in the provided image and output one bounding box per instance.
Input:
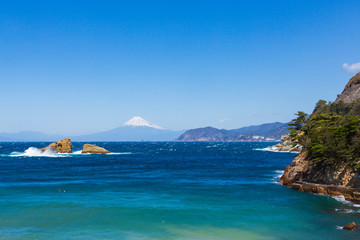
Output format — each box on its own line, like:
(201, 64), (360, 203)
(123, 116), (165, 129)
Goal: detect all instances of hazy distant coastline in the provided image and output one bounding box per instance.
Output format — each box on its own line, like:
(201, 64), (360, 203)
(0, 117), (288, 142)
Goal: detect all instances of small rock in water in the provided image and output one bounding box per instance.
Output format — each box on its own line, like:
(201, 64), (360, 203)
(82, 144), (111, 154)
(343, 222), (357, 231)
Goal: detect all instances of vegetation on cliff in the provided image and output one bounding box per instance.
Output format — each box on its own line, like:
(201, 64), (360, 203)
(289, 96), (360, 166)
(279, 73), (360, 204)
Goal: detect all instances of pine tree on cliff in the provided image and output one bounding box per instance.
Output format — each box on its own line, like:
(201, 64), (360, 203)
(288, 111), (307, 139)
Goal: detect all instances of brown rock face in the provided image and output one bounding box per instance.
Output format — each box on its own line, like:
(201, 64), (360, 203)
(40, 138), (72, 153)
(279, 150), (360, 202)
(343, 222), (357, 231)
(82, 144), (110, 154)
(335, 72), (360, 104)
(279, 151), (312, 186)
(279, 150), (360, 188)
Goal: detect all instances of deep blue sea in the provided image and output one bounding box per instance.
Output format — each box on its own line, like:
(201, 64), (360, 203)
(0, 142), (359, 239)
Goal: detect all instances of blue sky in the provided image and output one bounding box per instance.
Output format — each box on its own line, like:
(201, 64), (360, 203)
(1, 0), (360, 135)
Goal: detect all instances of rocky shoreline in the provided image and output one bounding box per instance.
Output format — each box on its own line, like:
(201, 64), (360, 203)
(279, 151), (360, 203)
(290, 181), (360, 204)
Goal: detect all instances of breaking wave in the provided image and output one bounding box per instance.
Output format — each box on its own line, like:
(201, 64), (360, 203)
(9, 147), (61, 157)
(5, 147), (131, 157)
(255, 147), (298, 153)
(271, 170), (284, 184)
(332, 195), (360, 208)
(334, 208), (355, 213)
(274, 170), (284, 179)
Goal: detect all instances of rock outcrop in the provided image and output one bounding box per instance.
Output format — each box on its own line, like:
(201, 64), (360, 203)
(343, 222), (357, 231)
(335, 72), (360, 104)
(39, 139), (111, 154)
(40, 138), (72, 153)
(279, 151), (360, 202)
(82, 144), (110, 154)
(270, 134), (303, 152)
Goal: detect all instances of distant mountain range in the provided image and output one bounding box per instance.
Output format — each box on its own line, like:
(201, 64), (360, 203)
(0, 117), (183, 142)
(72, 116), (183, 141)
(0, 117), (288, 142)
(0, 131), (62, 142)
(177, 122), (289, 142)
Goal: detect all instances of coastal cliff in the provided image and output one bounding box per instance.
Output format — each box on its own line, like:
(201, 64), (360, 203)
(279, 150), (360, 202)
(280, 72), (360, 203)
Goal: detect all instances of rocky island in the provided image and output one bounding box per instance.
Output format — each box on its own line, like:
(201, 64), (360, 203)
(41, 138), (73, 153)
(279, 72), (360, 204)
(82, 144), (111, 154)
(41, 138), (111, 154)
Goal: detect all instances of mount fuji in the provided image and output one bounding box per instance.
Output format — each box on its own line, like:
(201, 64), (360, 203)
(123, 116), (165, 129)
(72, 116), (184, 141)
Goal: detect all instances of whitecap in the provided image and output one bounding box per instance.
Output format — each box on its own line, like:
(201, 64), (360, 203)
(77, 151), (132, 155)
(9, 147), (61, 157)
(109, 152), (132, 155)
(72, 150), (83, 155)
(274, 170), (284, 179)
(5, 147), (132, 157)
(255, 147), (298, 153)
(332, 195), (360, 208)
(334, 208), (354, 213)
(270, 170), (284, 184)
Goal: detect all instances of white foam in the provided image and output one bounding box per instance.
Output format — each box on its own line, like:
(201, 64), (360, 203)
(332, 195), (360, 208)
(72, 150), (83, 155)
(76, 151), (131, 155)
(336, 226), (344, 230)
(271, 170), (284, 184)
(334, 208), (354, 213)
(7, 147), (132, 157)
(10, 147), (61, 157)
(274, 170), (284, 179)
(109, 152), (132, 155)
(255, 147), (298, 153)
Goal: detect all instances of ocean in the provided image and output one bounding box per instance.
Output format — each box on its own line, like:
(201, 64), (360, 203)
(0, 142), (358, 239)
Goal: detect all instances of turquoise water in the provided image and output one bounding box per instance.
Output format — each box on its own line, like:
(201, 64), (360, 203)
(0, 142), (358, 239)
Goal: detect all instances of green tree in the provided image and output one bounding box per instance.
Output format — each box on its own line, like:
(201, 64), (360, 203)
(314, 99), (327, 112)
(304, 113), (360, 163)
(288, 111), (307, 139)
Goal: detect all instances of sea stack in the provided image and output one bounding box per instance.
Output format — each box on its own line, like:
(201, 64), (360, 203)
(40, 138), (72, 153)
(82, 144), (111, 154)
